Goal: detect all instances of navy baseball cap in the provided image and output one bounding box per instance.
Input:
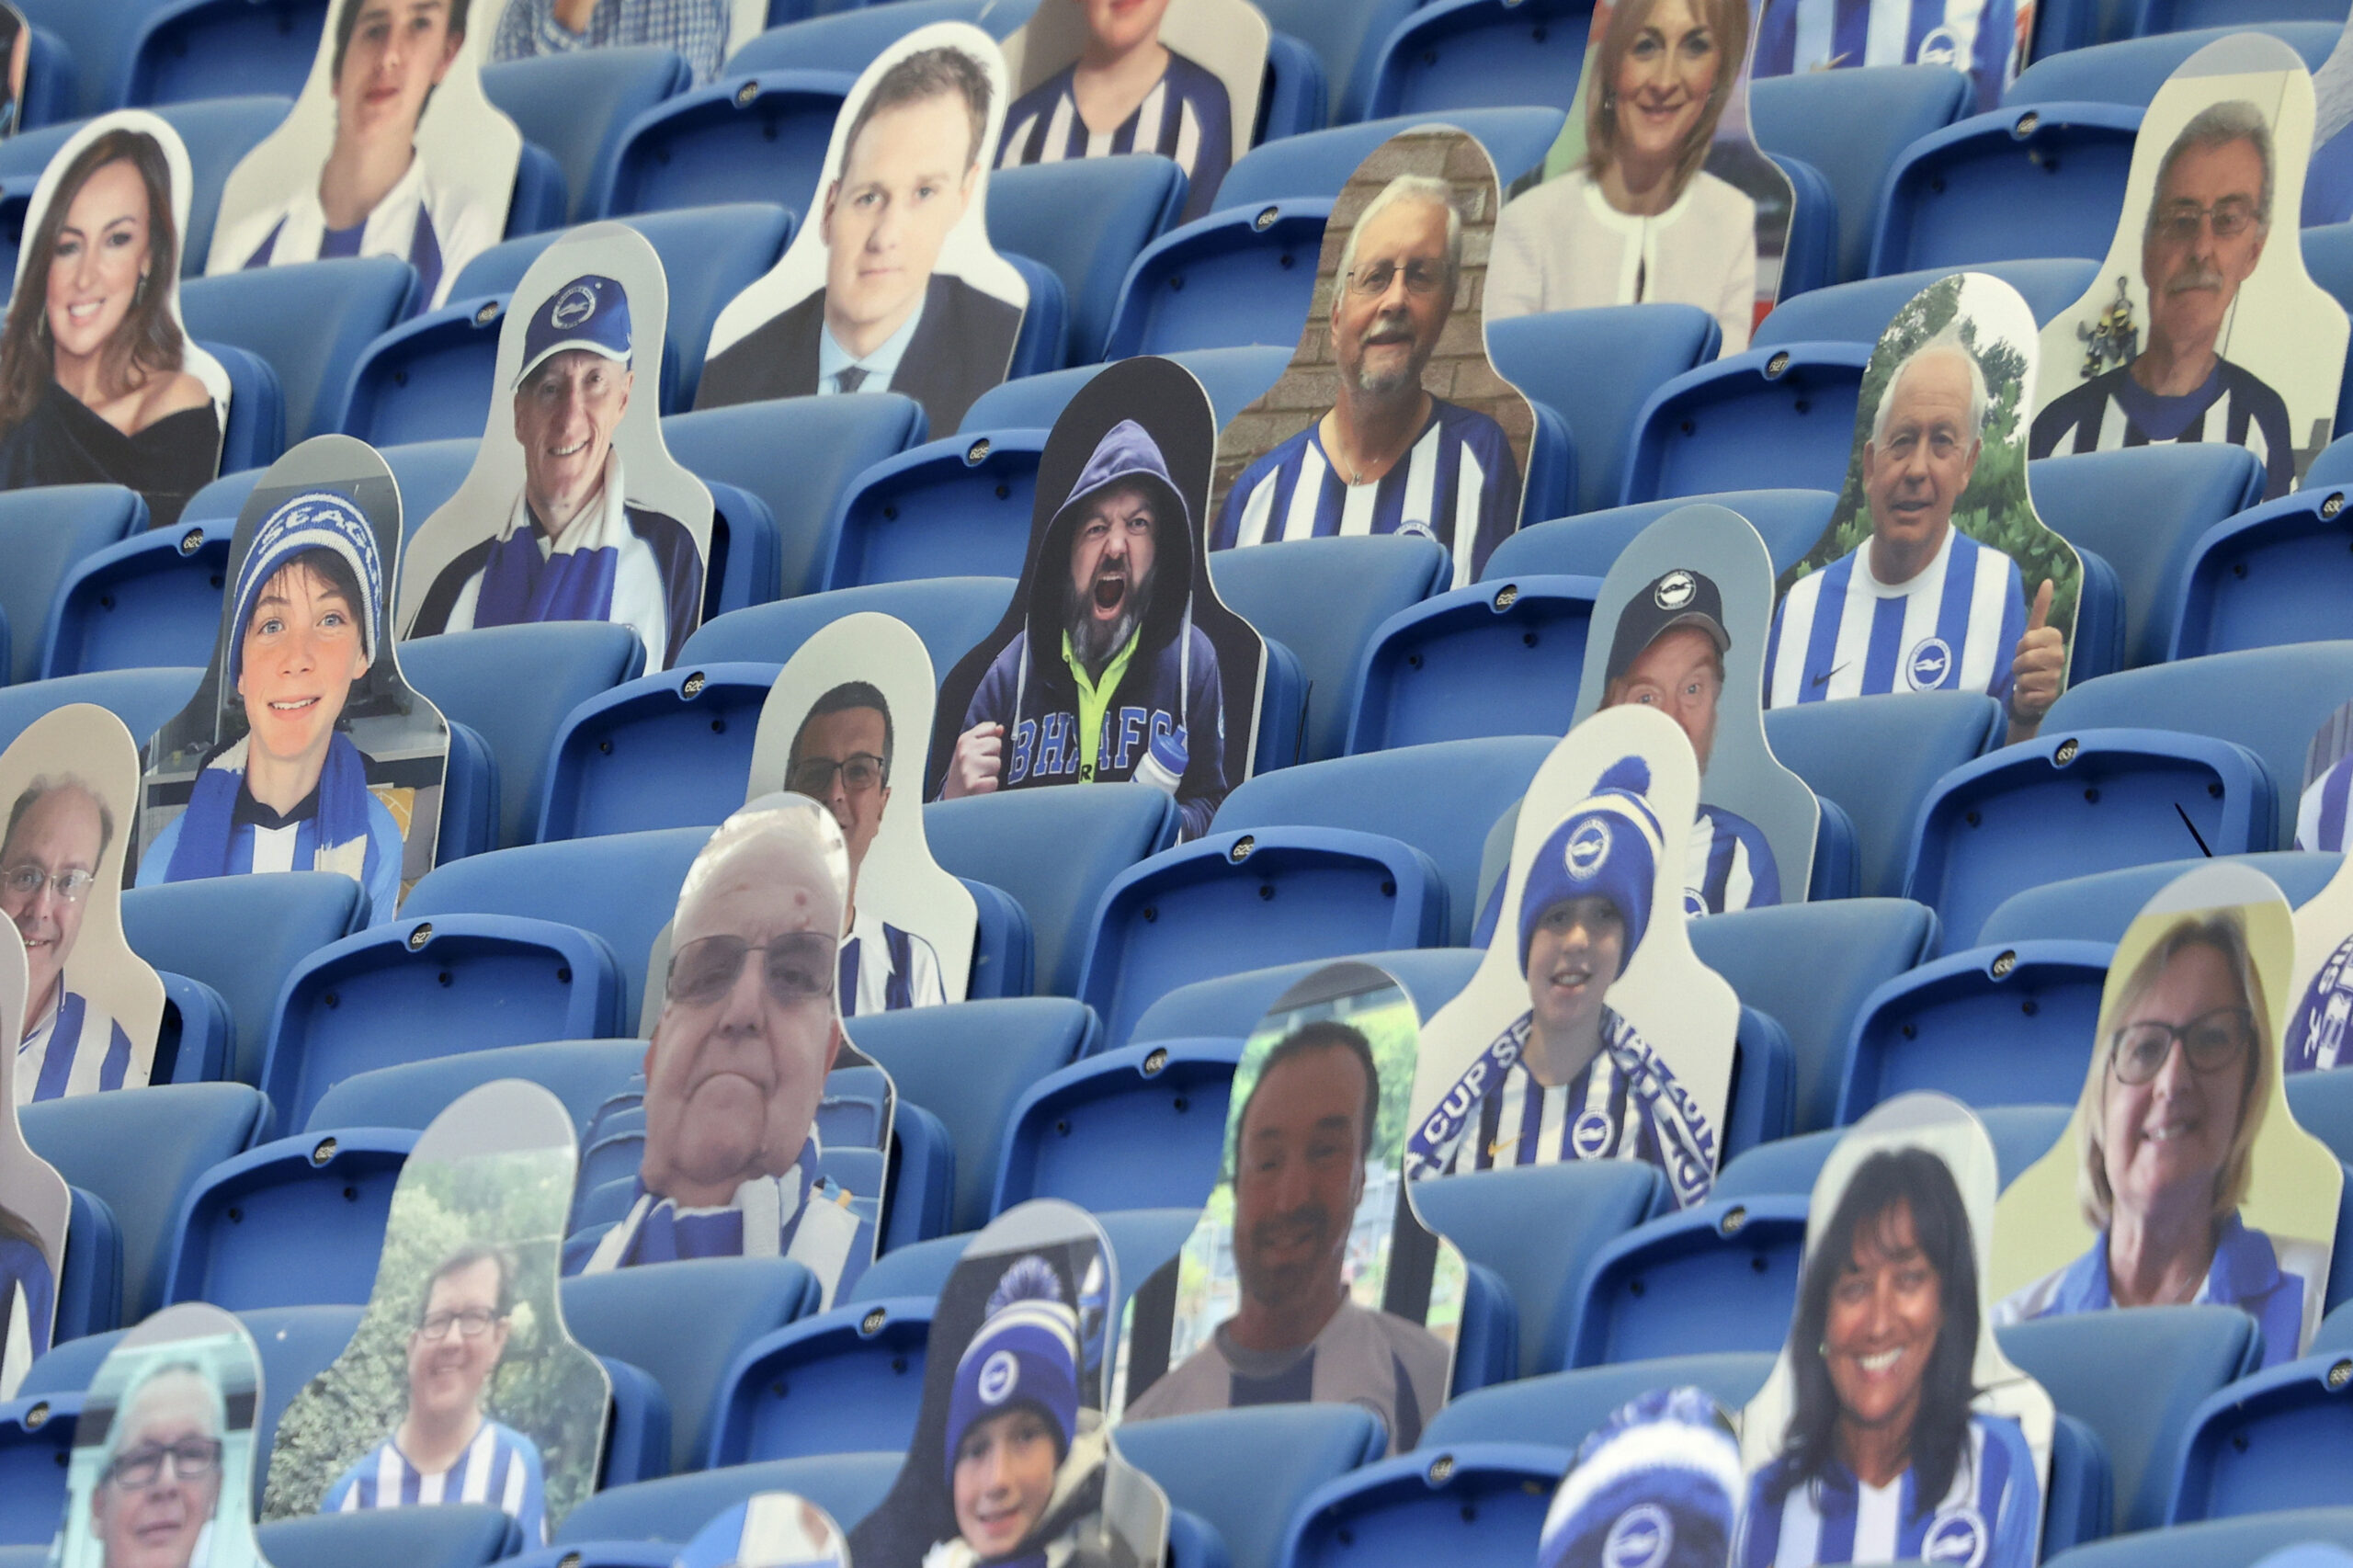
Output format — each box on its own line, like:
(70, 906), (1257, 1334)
(1605, 568), (1731, 687)
(517, 274), (632, 385)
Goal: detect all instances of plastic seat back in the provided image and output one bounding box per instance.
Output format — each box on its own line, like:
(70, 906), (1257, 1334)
(310, 1038), (642, 1137)
(1751, 64), (1972, 285)
(180, 255), (415, 442)
(1363, 0), (1592, 118)
(537, 663), (780, 842)
(1756, 259), (2103, 346)
(40, 517), (233, 678)
(0, 483), (140, 684)
(1486, 489), (1836, 581)
(1764, 690), (2006, 898)
(1620, 342), (1870, 506)
(1132, 949), (1481, 1044)
(1977, 850), (2343, 946)
(993, 1038), (1240, 1215)
(1838, 940), (2115, 1123)
(707, 1296), (936, 1464)
(1120, 1407), (1390, 1568)
(256, 1504), (517, 1568)
(120, 0), (323, 106)
(1871, 103), (2144, 276)
(2007, 22), (2342, 108)
(163, 1128), (414, 1309)
(483, 46), (694, 226)
(682, 576), (1013, 680)
(822, 430), (1047, 590)
(988, 154), (1187, 365)
(1101, 199), (1330, 360)
(2173, 481), (2353, 660)
(1563, 1194), (1811, 1369)
(1221, 110), (1566, 211)
(551, 1452), (902, 1545)
(597, 69), (853, 219)
(1342, 575), (1601, 756)
(1487, 304), (1721, 516)
(1425, 1352), (1774, 1453)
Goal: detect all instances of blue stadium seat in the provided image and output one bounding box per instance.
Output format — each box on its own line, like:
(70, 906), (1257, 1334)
(1117, 1406), (1389, 1568)
(256, 914), (627, 1135)
(22, 1082), (266, 1320)
(0, 665), (199, 755)
(927, 786), (1180, 997)
(1100, 199), (1327, 360)
(1484, 489), (1836, 580)
(1218, 110), (1569, 209)
(199, 338), (290, 481)
(1687, 896), (1942, 1135)
(2173, 483), (2353, 660)
(310, 1038), (644, 1137)
(1425, 1350), (1772, 1450)
(180, 256), (416, 443)
(1870, 101), (2143, 276)
(1711, 1104), (2068, 1200)
(535, 661), (780, 840)
(117, 0), (323, 107)
(680, 575), (1013, 678)
(665, 393), (927, 599)
(820, 428), (1048, 589)
(1836, 939), (2115, 1123)
(2006, 23), (2341, 108)
(2286, 1070), (2353, 1170)
(162, 1126), (414, 1309)
(2301, 224), (2353, 431)
(40, 516), (232, 678)
(1342, 574), (1600, 756)
(1279, 1443), (1573, 1568)
(1488, 304), (1722, 517)
(2042, 1513), (2353, 1568)
(1253, 0), (1415, 126)
(1131, 949), (1478, 1042)
(845, 996), (1095, 1234)
(1361, 0), (1592, 118)
(2033, 445), (2268, 669)
(10, 0), (157, 119)
(153, 971), (234, 1086)
(401, 826), (709, 1026)
(180, 436), (479, 553)
(0, 483), (140, 685)
(596, 68), (853, 218)
(400, 621), (648, 850)
(483, 46), (695, 226)
(256, 1506), (519, 1568)
(704, 1294), (935, 1463)
(992, 1036), (1243, 1214)
(1751, 64), (1972, 285)
(1618, 340), (1870, 506)
(731, 0), (1013, 75)
(961, 345), (1291, 434)
(1979, 851), (2341, 946)
(989, 154), (1188, 367)
(1904, 729), (2276, 948)
(2003, 1305), (2262, 1535)
(336, 202), (795, 437)
(1075, 828), (1445, 1047)
(1211, 533), (1449, 765)
(1756, 259), (2104, 345)
(1562, 1191), (1809, 1369)
(2172, 1349), (2353, 1525)
(1764, 691), (2005, 901)
(548, 1452), (899, 1547)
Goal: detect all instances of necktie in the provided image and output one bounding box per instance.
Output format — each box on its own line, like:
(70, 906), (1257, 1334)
(835, 365), (869, 393)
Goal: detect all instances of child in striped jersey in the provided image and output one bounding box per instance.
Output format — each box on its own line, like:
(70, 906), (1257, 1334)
(323, 1243), (549, 1542)
(1406, 756), (1718, 1209)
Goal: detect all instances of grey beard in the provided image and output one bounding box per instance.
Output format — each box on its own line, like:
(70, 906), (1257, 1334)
(1348, 356), (1421, 398)
(1070, 598), (1144, 680)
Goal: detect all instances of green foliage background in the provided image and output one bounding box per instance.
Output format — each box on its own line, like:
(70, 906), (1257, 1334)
(260, 1147), (607, 1528)
(1778, 274), (2083, 645)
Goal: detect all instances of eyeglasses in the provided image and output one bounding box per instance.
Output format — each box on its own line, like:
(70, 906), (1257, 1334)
(1344, 259), (1448, 298)
(788, 754), (885, 797)
(1, 864), (92, 903)
(104, 1437), (223, 1489)
(2109, 1006), (2256, 1085)
(415, 1307), (501, 1341)
(2154, 198), (2261, 243)
(667, 931), (835, 1007)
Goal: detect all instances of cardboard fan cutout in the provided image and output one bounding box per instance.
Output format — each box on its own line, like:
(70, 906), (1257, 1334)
(847, 1199), (1172, 1568)
(1573, 503), (1819, 913)
(696, 23), (1030, 437)
(1, 704), (165, 1102)
(2287, 699), (2353, 1073)
(2030, 33), (2347, 504)
(0, 110), (231, 528)
(0, 6), (28, 140)
(1990, 862), (2342, 1369)
(1768, 270), (2081, 747)
(746, 611), (979, 1014)
(2308, 9), (2353, 225)
(1746, 0), (2024, 115)
(1410, 707), (1739, 1210)
(995, 0), (1271, 225)
(1538, 1387), (1745, 1568)
(930, 354), (1267, 843)
(206, 0), (522, 314)
(1116, 960), (1466, 1456)
(489, 0), (748, 85)
(574, 793), (892, 1312)
(53, 1303), (270, 1568)
(264, 1079), (609, 1539)
(676, 1493), (852, 1568)
(1209, 127), (1536, 592)
(399, 222), (713, 672)
(1738, 1092), (2054, 1568)
(0, 921), (68, 1399)
(1491, 0), (1796, 356)
(137, 435), (451, 929)
(2293, 697), (2353, 856)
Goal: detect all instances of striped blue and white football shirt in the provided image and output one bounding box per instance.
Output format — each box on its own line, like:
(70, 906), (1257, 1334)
(2030, 359), (2296, 502)
(1737, 1413), (2040, 1568)
(324, 1418), (549, 1543)
(1211, 399), (1523, 588)
(1752, 0), (2019, 113)
(2298, 752), (2353, 852)
(1690, 806), (1781, 916)
(1766, 529), (2025, 710)
(16, 989), (133, 1104)
(997, 52), (1236, 224)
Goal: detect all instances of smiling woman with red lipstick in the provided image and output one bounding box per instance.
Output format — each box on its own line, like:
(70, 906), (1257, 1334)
(1741, 1147), (2040, 1568)
(1488, 0), (1761, 350)
(1995, 912), (2322, 1369)
(0, 122), (219, 528)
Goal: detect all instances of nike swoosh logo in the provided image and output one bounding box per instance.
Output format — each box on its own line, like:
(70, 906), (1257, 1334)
(1810, 663), (1848, 688)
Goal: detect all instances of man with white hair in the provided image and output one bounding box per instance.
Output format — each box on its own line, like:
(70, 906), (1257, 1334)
(91, 1359), (226, 1568)
(2031, 101), (2297, 501)
(1767, 335), (2065, 744)
(1211, 175), (1524, 587)
(576, 800), (872, 1305)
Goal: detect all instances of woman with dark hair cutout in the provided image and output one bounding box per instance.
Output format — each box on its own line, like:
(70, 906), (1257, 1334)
(1738, 1147), (2039, 1568)
(0, 127), (218, 528)
(1488, 0), (1760, 351)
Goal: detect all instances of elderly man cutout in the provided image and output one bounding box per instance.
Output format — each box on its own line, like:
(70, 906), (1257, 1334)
(696, 46), (1022, 435)
(405, 273), (704, 669)
(91, 1360), (227, 1568)
(2032, 102), (2298, 500)
(3, 777), (134, 1103)
(1767, 335), (2064, 744)
(578, 807), (870, 1303)
(1122, 1021), (1449, 1455)
(1211, 175), (1524, 588)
